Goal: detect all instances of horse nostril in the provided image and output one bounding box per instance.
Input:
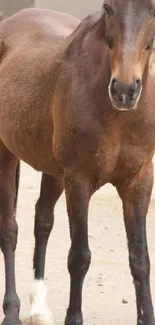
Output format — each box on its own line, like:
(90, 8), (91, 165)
(111, 78), (117, 87)
(135, 78), (142, 90)
(111, 78), (118, 94)
(128, 79), (142, 99)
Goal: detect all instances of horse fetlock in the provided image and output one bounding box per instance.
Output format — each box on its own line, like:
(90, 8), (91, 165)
(2, 296), (21, 325)
(137, 316), (155, 325)
(1, 314), (22, 325)
(30, 280), (54, 325)
(30, 311), (54, 325)
(3, 293), (20, 315)
(65, 311), (83, 325)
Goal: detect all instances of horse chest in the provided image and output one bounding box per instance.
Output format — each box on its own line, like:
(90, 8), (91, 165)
(92, 126), (155, 187)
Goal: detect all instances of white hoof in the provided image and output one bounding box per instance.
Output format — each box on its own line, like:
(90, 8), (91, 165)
(30, 309), (53, 325)
(29, 280), (54, 325)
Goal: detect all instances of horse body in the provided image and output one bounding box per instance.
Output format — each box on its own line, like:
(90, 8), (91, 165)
(0, 8), (79, 175)
(1, 10), (154, 183)
(54, 85), (155, 188)
(0, 8), (80, 325)
(0, 3), (155, 325)
(52, 17), (155, 189)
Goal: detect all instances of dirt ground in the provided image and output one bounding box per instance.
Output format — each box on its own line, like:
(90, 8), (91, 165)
(1, 161), (155, 325)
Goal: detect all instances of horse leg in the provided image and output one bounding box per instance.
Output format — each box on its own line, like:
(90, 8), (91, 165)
(117, 162), (155, 325)
(14, 161), (20, 217)
(30, 174), (64, 325)
(0, 143), (21, 325)
(64, 171), (91, 325)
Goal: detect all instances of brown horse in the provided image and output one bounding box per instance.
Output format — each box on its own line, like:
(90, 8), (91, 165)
(0, 1), (155, 325)
(0, 8), (80, 325)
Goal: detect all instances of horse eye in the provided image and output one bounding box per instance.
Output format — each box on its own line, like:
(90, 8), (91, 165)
(105, 34), (114, 49)
(103, 3), (113, 16)
(107, 38), (114, 49)
(145, 38), (154, 51)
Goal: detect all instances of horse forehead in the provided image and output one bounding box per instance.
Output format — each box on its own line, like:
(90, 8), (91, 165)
(105, 0), (153, 54)
(108, 0), (152, 32)
(123, 2), (148, 33)
(106, 0), (153, 9)
(106, 0), (153, 21)
(119, 3), (148, 54)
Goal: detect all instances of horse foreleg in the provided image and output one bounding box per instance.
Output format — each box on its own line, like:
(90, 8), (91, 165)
(117, 161), (155, 325)
(30, 174), (64, 325)
(0, 143), (21, 325)
(64, 171), (91, 325)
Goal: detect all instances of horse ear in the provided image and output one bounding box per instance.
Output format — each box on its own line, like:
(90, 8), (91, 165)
(103, 3), (113, 16)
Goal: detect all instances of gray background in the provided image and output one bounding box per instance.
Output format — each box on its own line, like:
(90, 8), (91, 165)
(35, 0), (103, 19)
(0, 0), (103, 19)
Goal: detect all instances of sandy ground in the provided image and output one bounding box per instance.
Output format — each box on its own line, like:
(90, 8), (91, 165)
(0, 161), (155, 325)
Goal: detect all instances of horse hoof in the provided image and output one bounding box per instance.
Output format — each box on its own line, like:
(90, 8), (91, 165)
(1, 315), (22, 325)
(30, 308), (54, 325)
(65, 312), (83, 325)
(29, 280), (54, 325)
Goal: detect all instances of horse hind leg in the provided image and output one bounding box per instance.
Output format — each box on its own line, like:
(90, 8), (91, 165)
(29, 173), (64, 325)
(0, 142), (21, 325)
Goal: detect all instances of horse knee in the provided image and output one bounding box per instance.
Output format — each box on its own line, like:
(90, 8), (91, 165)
(3, 291), (20, 314)
(34, 200), (54, 241)
(129, 251), (150, 281)
(0, 220), (18, 252)
(34, 217), (53, 241)
(68, 248), (91, 277)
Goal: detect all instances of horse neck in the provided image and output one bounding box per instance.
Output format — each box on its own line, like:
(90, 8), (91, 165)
(82, 34), (111, 91)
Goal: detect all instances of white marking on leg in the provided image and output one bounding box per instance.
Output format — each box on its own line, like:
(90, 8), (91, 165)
(29, 280), (54, 325)
(140, 307), (144, 316)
